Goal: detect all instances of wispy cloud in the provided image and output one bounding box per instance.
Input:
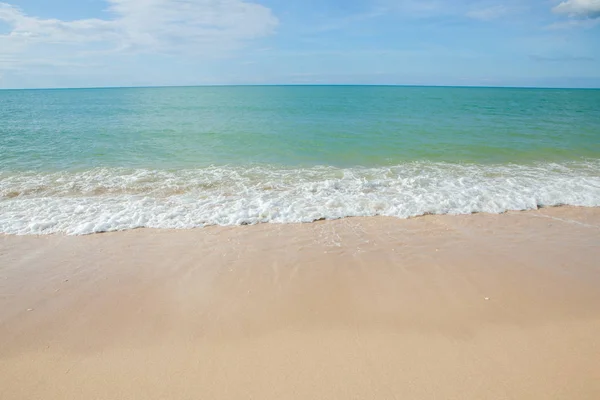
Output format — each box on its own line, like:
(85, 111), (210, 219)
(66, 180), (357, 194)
(547, 18), (600, 29)
(377, 0), (445, 17)
(0, 0), (278, 59)
(0, 3), (116, 45)
(107, 0), (278, 53)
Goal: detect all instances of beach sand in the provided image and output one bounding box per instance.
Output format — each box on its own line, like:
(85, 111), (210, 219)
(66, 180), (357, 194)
(1, 207), (600, 399)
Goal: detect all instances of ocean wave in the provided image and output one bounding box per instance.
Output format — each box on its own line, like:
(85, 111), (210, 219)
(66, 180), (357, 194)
(1, 161), (599, 235)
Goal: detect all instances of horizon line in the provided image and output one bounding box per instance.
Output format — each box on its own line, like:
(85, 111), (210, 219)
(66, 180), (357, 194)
(1, 83), (600, 91)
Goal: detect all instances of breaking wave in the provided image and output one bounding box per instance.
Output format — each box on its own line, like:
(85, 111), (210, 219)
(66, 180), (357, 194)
(1, 161), (599, 235)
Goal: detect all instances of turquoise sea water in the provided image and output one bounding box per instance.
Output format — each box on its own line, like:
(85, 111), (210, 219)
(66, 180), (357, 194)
(1, 86), (599, 234)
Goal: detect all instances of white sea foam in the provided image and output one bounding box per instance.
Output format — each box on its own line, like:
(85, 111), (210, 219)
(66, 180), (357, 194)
(1, 161), (599, 235)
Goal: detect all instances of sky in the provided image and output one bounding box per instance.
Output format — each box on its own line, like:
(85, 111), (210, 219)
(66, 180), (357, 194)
(0, 0), (599, 89)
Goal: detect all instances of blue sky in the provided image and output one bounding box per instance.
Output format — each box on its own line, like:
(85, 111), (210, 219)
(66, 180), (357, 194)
(0, 0), (599, 88)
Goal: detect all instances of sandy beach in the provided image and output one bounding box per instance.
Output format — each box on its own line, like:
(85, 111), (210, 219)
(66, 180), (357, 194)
(1, 206), (600, 399)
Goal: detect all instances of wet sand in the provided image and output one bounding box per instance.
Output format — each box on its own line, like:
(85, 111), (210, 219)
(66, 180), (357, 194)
(1, 207), (600, 399)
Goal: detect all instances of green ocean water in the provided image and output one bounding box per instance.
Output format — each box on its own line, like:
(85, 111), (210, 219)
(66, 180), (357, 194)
(1, 86), (599, 234)
(2, 86), (599, 170)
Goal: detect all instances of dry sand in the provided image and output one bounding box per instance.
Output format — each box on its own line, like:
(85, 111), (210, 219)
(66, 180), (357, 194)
(1, 207), (600, 399)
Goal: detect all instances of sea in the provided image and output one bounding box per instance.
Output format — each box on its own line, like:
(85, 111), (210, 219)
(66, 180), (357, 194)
(1, 85), (599, 235)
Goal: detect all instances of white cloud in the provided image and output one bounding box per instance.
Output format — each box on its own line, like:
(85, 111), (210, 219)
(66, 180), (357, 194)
(0, 3), (116, 45)
(466, 5), (510, 20)
(0, 0), (278, 58)
(552, 0), (600, 18)
(550, 0), (600, 29)
(106, 0), (278, 52)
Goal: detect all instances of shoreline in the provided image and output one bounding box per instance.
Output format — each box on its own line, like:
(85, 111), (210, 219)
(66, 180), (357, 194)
(1, 206), (600, 399)
(1, 204), (598, 237)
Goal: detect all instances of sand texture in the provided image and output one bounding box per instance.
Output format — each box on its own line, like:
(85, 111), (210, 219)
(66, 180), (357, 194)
(1, 207), (600, 399)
